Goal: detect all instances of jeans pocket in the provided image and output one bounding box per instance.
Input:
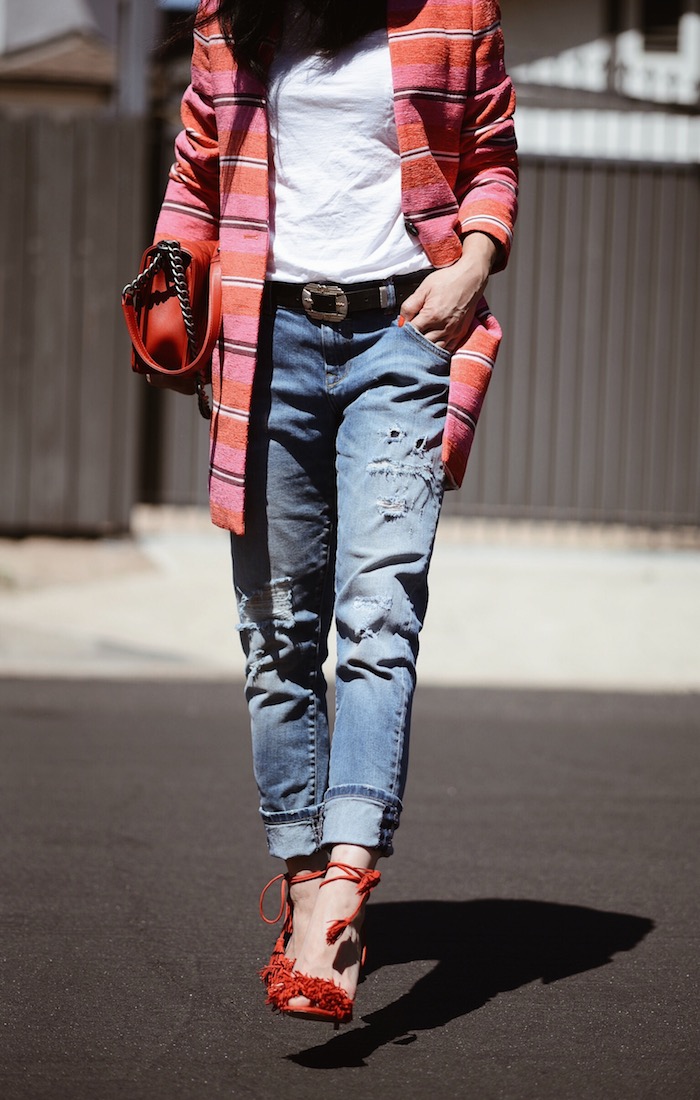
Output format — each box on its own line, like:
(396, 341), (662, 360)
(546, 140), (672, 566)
(400, 320), (453, 365)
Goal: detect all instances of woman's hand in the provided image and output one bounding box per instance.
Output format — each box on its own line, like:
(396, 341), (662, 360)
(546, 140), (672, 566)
(399, 232), (498, 352)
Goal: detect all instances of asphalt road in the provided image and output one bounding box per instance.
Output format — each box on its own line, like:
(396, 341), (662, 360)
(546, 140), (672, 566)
(1, 679), (698, 1100)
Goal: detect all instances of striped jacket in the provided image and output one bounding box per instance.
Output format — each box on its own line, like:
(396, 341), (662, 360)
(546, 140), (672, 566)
(155, 0), (518, 534)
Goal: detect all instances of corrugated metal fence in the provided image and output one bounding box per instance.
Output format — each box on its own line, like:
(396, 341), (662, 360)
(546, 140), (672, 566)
(447, 156), (700, 525)
(0, 125), (697, 533)
(0, 114), (145, 535)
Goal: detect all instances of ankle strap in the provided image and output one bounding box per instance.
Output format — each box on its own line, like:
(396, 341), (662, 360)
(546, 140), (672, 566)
(320, 862), (382, 945)
(259, 869), (326, 926)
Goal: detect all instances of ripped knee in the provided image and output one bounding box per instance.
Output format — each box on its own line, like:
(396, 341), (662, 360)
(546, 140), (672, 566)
(349, 594), (393, 641)
(367, 434), (441, 520)
(236, 577), (295, 680)
(237, 576), (294, 631)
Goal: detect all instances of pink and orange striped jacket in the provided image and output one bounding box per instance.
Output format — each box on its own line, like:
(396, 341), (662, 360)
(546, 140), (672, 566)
(155, 0), (518, 534)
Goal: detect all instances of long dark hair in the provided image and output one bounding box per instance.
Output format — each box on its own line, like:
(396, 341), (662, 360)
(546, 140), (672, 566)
(198, 1), (387, 79)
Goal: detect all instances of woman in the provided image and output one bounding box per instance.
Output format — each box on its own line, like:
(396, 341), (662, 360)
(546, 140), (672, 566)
(154, 0), (517, 1025)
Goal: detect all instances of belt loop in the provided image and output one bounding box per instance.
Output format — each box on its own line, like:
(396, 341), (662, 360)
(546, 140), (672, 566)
(383, 281), (397, 311)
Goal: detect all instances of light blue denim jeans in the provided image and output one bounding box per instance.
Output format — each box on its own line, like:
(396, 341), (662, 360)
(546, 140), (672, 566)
(230, 297), (450, 858)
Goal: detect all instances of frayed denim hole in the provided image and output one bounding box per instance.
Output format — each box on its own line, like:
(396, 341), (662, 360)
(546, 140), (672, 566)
(236, 577), (295, 679)
(376, 496), (408, 520)
(237, 576), (294, 627)
(367, 452), (440, 519)
(385, 424), (406, 444)
(350, 595), (393, 641)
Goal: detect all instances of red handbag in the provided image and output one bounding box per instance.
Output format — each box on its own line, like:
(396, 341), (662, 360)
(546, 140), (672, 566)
(121, 239), (222, 419)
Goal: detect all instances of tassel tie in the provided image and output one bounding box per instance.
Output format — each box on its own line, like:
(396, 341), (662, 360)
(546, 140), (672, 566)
(321, 863), (382, 946)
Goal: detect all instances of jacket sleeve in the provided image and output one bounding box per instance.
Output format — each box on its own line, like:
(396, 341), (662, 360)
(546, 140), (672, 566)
(154, 14), (220, 242)
(455, 1), (518, 272)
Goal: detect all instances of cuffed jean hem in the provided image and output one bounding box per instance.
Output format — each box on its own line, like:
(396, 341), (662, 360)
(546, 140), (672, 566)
(321, 786), (403, 857)
(260, 805), (324, 860)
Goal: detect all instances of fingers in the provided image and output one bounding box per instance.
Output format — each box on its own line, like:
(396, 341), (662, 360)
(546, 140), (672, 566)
(399, 281), (428, 324)
(399, 269), (482, 350)
(400, 271), (457, 338)
(400, 285), (450, 344)
(401, 302), (471, 352)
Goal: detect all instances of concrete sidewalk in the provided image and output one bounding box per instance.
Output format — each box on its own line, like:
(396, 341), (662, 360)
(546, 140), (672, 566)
(0, 507), (698, 691)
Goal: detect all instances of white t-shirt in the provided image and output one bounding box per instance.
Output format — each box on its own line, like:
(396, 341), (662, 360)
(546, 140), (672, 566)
(266, 21), (431, 283)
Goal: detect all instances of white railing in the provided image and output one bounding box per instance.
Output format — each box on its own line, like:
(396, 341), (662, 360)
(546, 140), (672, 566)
(515, 107), (700, 163)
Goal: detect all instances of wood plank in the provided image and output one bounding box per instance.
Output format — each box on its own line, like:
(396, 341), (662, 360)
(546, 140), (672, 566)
(73, 116), (135, 531)
(110, 117), (148, 530)
(0, 119), (30, 530)
(159, 391), (210, 506)
(24, 117), (76, 529)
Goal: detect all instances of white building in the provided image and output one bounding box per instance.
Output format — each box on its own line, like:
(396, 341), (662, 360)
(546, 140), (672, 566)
(503, 0), (700, 162)
(0, 0), (158, 114)
(0, 0), (115, 112)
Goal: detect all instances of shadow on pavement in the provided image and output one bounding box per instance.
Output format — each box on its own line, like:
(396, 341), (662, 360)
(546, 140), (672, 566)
(288, 898), (654, 1069)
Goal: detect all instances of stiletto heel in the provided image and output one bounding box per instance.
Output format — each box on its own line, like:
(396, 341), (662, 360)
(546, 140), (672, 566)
(259, 869), (326, 996)
(268, 861), (381, 1026)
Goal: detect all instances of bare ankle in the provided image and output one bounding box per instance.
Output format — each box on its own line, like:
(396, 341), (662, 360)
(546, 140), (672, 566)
(327, 844), (380, 873)
(285, 851), (328, 879)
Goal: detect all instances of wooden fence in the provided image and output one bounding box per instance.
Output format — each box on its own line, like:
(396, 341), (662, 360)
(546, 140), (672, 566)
(0, 126), (698, 533)
(0, 114), (146, 534)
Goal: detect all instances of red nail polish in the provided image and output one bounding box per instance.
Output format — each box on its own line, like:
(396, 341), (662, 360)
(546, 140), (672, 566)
(397, 316), (405, 327)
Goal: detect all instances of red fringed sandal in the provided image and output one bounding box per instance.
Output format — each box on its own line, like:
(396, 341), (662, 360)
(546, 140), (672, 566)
(268, 861), (381, 1028)
(259, 869), (326, 997)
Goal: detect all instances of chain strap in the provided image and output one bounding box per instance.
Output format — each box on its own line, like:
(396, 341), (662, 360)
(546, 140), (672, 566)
(123, 241), (211, 420)
(166, 243), (198, 356)
(122, 252), (164, 301)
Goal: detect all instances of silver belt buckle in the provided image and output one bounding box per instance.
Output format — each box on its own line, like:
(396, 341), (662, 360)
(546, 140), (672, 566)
(301, 283), (349, 322)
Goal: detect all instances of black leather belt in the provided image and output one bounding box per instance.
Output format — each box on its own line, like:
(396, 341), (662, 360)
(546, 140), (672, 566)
(264, 270), (430, 322)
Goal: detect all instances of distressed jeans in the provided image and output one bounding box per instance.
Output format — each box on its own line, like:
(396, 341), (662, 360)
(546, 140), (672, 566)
(230, 299), (450, 858)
